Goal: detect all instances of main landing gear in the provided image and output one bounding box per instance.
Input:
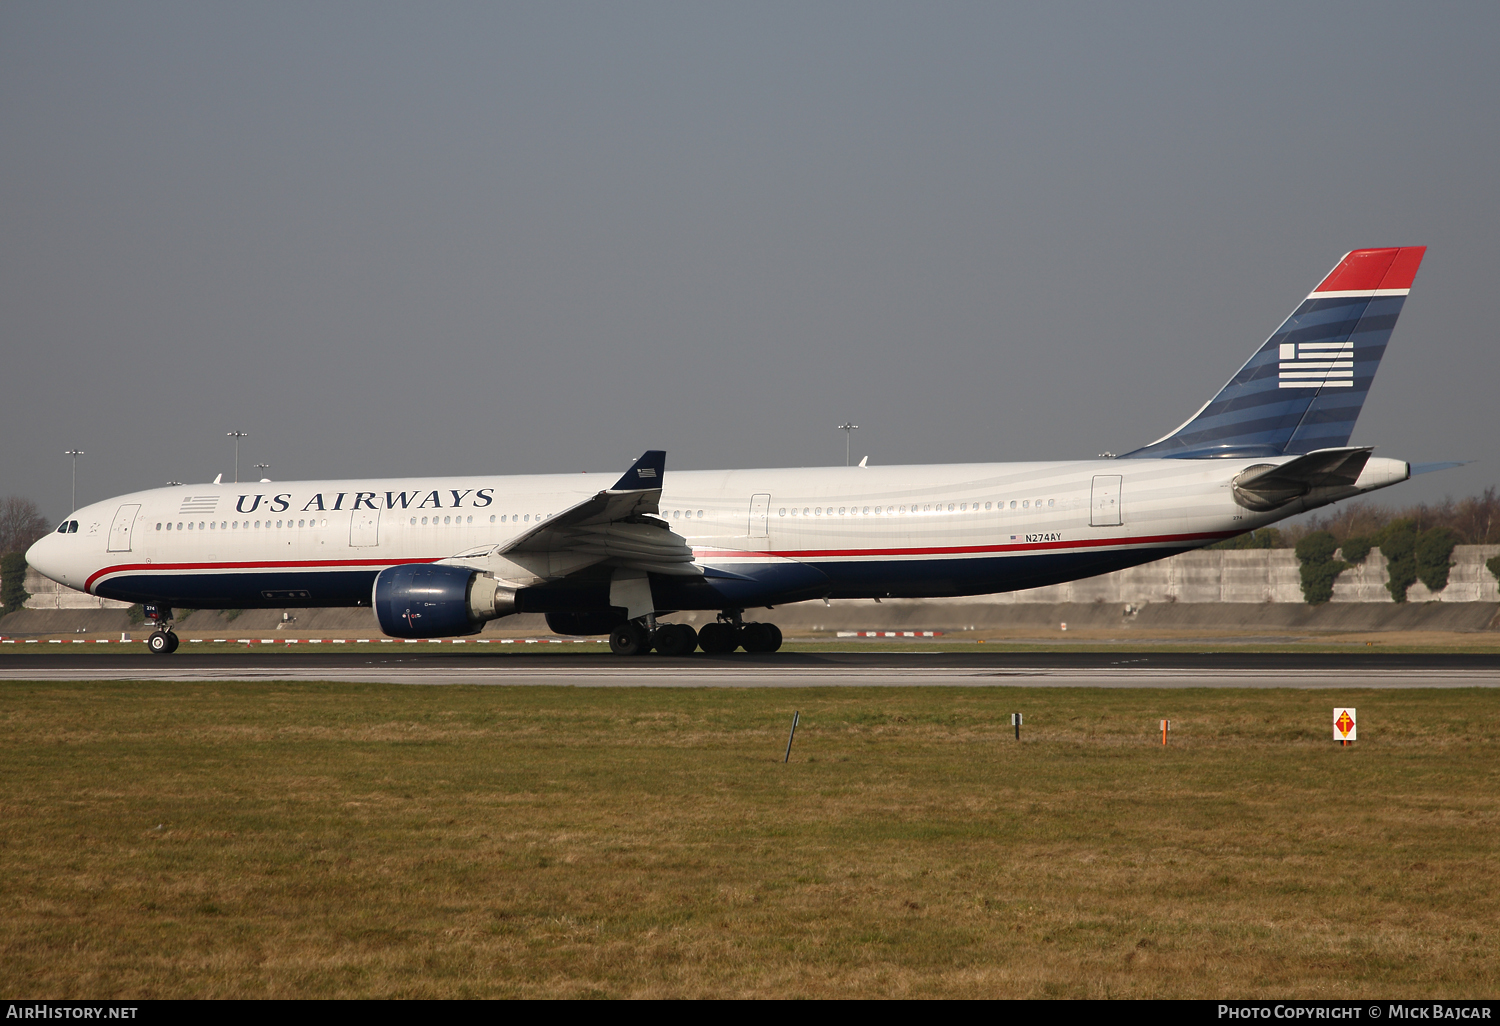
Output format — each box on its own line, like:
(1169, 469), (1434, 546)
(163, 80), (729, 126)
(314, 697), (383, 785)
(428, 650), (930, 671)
(143, 604), (179, 655)
(607, 611), (783, 656)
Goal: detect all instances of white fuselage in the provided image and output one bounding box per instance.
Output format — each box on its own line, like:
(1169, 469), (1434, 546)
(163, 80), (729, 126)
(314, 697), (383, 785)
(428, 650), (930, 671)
(27, 455), (1409, 620)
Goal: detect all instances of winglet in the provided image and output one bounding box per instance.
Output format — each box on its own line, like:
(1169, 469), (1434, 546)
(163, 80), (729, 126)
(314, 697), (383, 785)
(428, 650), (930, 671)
(611, 450), (665, 491)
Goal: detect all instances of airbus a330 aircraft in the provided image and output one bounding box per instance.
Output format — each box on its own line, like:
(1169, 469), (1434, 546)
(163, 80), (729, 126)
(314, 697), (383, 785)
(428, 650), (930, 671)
(28, 247), (1429, 656)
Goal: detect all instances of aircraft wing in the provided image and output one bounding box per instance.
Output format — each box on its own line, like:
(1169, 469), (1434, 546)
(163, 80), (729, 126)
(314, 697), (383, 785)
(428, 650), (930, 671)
(441, 450), (701, 582)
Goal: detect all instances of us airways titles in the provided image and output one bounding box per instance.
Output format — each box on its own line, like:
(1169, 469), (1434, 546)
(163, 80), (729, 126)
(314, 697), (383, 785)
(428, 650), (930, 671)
(234, 488), (496, 514)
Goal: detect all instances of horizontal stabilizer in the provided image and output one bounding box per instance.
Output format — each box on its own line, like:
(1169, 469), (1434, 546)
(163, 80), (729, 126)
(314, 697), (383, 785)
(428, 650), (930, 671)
(1231, 447), (1372, 511)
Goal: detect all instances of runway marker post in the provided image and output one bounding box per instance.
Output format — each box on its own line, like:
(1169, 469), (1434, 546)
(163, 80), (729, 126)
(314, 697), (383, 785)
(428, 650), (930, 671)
(1334, 707), (1356, 746)
(784, 711), (800, 763)
(1012, 712), (1022, 740)
(1161, 719), (1170, 746)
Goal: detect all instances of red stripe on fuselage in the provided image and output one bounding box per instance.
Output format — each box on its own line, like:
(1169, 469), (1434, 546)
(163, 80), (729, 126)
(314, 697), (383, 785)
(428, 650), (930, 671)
(691, 529), (1237, 561)
(86, 529), (1238, 594)
(85, 556), (440, 593)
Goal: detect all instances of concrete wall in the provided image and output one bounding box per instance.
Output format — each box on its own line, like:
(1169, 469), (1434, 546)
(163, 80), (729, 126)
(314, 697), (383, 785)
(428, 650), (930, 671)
(965, 545), (1500, 606)
(9, 568), (132, 610)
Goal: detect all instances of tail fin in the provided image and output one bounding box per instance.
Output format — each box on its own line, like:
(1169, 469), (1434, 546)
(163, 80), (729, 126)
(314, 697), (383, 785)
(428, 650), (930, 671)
(1123, 247), (1426, 459)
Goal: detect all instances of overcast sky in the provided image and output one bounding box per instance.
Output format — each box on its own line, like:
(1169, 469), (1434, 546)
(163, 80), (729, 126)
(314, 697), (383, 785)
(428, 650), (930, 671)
(3, 2), (1497, 522)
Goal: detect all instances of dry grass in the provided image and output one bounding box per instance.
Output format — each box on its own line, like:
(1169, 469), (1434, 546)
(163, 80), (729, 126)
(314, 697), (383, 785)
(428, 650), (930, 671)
(1, 683), (1497, 998)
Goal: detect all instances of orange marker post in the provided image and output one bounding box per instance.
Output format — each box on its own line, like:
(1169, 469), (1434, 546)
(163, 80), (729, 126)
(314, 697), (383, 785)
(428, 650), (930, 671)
(1161, 719), (1170, 746)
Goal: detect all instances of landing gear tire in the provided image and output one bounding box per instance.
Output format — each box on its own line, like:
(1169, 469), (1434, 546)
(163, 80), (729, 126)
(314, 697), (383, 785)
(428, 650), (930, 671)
(697, 621), (738, 654)
(609, 622), (652, 656)
(653, 623), (698, 656)
(740, 622), (783, 653)
(148, 630), (178, 655)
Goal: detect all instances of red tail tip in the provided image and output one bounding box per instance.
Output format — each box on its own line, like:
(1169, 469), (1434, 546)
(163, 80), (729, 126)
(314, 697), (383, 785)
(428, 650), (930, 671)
(1314, 246), (1427, 293)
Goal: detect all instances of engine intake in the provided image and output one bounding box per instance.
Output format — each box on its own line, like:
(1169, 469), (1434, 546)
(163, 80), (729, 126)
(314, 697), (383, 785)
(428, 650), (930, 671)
(372, 564), (517, 639)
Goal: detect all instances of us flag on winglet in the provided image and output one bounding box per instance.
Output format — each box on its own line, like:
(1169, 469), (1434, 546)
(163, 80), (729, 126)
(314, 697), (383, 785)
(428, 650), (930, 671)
(1278, 341), (1353, 388)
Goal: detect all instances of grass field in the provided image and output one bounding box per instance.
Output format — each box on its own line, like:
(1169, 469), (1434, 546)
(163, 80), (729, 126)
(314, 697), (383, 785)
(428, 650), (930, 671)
(2, 682), (1497, 998)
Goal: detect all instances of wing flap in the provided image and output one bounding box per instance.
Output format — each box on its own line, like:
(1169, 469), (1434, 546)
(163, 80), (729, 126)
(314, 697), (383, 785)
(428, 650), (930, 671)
(441, 449), (702, 583)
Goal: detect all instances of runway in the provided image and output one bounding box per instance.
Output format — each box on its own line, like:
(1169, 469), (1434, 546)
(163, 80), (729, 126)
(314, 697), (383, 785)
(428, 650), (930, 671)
(2, 651), (1497, 688)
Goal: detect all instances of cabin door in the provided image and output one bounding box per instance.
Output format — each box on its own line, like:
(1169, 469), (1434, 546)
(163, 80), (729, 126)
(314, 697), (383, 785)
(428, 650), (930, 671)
(350, 509), (380, 547)
(748, 494), (771, 538)
(107, 504), (140, 552)
(1090, 476), (1122, 527)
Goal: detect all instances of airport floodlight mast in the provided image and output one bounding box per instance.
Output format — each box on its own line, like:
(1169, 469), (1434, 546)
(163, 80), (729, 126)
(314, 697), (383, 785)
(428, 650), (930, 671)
(837, 422), (859, 466)
(226, 431), (248, 483)
(255, 463), (270, 482)
(64, 449), (84, 512)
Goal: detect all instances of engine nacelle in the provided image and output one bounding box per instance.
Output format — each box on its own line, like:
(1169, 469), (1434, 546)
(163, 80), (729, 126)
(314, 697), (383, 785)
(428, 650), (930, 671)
(372, 564), (517, 639)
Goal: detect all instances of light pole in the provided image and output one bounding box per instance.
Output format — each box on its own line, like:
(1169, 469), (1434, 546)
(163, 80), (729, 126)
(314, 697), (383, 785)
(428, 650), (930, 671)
(64, 449), (84, 511)
(836, 422), (859, 466)
(226, 432), (249, 483)
(254, 463), (270, 481)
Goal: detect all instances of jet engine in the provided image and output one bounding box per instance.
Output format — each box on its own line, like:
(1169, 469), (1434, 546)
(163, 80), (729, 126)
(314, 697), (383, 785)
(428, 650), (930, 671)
(372, 563), (517, 639)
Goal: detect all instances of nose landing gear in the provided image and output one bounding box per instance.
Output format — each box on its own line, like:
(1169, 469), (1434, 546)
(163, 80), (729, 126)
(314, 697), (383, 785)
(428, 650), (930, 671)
(143, 604), (179, 655)
(147, 630), (179, 654)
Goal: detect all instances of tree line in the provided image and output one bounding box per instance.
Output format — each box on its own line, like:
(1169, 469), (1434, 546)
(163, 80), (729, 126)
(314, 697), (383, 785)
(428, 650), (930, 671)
(1209, 487), (1500, 604)
(0, 496), (50, 615)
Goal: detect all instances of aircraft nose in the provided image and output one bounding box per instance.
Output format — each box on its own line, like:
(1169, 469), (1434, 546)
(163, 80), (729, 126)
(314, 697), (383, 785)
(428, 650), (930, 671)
(25, 533), (63, 585)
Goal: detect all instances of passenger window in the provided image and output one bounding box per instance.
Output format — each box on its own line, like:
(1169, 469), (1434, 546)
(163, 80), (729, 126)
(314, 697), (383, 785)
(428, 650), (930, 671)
(948, 504), (955, 512)
(815, 508), (822, 516)
(697, 511), (703, 517)
(863, 506), (870, 515)
(959, 503), (967, 511)
(1022, 501), (1029, 508)
(490, 515), (496, 523)
(985, 502), (992, 510)
(1048, 499), (1054, 507)
(1011, 501), (1017, 509)
(839, 507), (846, 515)
(790, 508), (798, 516)
(803, 508), (810, 516)
(524, 515), (530, 522)
(443, 516), (450, 525)
(778, 508), (786, 516)
(673, 510), (680, 519)
(156, 523), (162, 531)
